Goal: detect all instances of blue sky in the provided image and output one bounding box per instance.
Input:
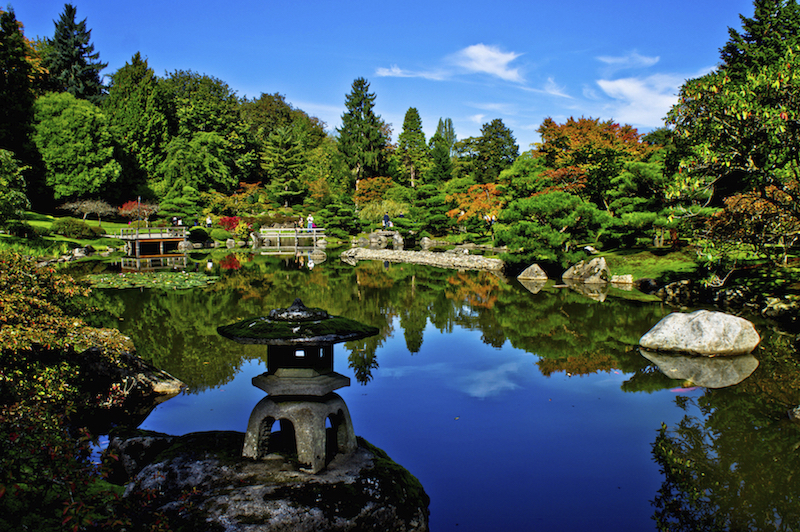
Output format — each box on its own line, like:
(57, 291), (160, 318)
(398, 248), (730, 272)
(13, 0), (755, 149)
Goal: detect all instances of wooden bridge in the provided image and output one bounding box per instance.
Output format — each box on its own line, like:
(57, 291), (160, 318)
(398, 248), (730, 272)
(113, 227), (187, 258)
(257, 227), (326, 247)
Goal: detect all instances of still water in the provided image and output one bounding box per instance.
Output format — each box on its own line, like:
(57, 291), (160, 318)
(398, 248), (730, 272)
(91, 251), (800, 531)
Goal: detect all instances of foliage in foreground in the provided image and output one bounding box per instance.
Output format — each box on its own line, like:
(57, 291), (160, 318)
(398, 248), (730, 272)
(0, 252), (175, 530)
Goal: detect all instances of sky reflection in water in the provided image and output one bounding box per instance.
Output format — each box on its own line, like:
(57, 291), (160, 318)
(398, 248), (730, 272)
(140, 315), (704, 531)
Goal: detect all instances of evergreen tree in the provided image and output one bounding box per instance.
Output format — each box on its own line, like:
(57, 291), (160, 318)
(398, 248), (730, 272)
(475, 118), (519, 184)
(720, 0), (800, 80)
(337, 77), (386, 184)
(0, 8), (36, 163)
(261, 126), (307, 206)
(45, 3), (107, 103)
(435, 117), (457, 158)
(103, 52), (171, 193)
(427, 132), (453, 185)
(395, 107), (429, 187)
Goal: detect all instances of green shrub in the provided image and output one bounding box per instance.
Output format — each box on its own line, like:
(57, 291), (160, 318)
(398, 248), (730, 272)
(4, 221), (50, 239)
(210, 228), (232, 241)
(188, 227), (209, 243)
(51, 218), (106, 240)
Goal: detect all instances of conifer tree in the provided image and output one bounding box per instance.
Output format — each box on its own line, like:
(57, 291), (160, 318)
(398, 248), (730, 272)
(0, 8), (36, 161)
(395, 107), (429, 187)
(427, 132), (453, 185)
(261, 126), (307, 206)
(435, 117), (457, 158)
(337, 77), (386, 184)
(720, 0), (800, 80)
(475, 118), (519, 184)
(45, 3), (107, 103)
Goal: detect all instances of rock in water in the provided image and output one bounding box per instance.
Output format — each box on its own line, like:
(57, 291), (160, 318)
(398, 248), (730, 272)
(639, 310), (760, 356)
(116, 431), (430, 531)
(562, 257), (609, 284)
(517, 264), (548, 281)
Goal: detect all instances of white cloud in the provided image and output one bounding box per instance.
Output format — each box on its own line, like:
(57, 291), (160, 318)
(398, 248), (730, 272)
(596, 51), (660, 70)
(595, 73), (684, 127)
(519, 77), (571, 98)
(469, 102), (515, 114)
(451, 44), (524, 82)
(468, 113), (486, 124)
(375, 64), (447, 81)
(543, 77), (571, 98)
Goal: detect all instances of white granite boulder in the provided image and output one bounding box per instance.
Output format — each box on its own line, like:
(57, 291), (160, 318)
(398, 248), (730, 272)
(639, 310), (760, 356)
(518, 264), (548, 281)
(562, 257), (609, 284)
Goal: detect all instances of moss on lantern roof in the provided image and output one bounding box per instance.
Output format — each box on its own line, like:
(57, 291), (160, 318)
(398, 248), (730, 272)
(217, 299), (379, 345)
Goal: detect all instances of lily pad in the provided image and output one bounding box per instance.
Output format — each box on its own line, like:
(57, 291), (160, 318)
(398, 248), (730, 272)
(87, 271), (218, 290)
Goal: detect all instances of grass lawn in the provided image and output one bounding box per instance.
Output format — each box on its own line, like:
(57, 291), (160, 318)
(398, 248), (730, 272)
(599, 247), (700, 282)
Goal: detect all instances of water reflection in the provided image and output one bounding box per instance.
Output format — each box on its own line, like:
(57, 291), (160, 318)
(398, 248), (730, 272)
(639, 349), (759, 388)
(84, 250), (800, 531)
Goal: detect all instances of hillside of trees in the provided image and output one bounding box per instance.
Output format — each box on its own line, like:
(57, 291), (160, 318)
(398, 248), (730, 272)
(2, 0), (800, 272)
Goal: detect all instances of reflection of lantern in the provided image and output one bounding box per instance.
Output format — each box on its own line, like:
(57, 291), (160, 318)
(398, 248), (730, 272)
(218, 299), (378, 473)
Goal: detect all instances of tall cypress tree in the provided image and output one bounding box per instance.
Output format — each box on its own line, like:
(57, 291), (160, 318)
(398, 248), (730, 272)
(435, 117), (457, 158)
(45, 3), (107, 103)
(337, 77), (386, 184)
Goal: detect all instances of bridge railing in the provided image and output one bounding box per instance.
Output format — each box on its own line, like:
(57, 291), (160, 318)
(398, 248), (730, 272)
(258, 227), (325, 237)
(117, 227), (187, 239)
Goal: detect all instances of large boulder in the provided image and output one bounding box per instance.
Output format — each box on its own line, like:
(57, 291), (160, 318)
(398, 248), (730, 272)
(639, 310), (760, 356)
(518, 264), (548, 281)
(562, 257), (609, 284)
(115, 431), (430, 531)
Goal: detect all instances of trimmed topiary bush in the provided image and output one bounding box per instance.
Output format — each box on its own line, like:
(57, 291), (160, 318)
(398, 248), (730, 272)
(188, 227), (209, 243)
(210, 228), (232, 242)
(51, 218), (106, 240)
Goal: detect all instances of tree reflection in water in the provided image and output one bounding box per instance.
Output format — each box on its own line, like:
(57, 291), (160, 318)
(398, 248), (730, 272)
(652, 329), (800, 531)
(85, 251), (800, 528)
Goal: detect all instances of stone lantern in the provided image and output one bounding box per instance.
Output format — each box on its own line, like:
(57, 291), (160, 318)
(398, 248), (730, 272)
(217, 299), (378, 473)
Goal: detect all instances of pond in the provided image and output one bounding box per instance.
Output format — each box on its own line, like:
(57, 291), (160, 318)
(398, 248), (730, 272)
(89, 250), (800, 531)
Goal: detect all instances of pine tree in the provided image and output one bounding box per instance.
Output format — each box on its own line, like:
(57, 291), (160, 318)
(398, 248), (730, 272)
(45, 3), (107, 103)
(261, 126), (307, 206)
(427, 132), (453, 185)
(0, 8), (35, 162)
(720, 0), (800, 80)
(395, 107), (429, 187)
(475, 118), (519, 184)
(337, 77), (386, 184)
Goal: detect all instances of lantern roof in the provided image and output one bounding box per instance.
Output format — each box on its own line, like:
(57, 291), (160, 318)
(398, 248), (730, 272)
(217, 298), (379, 346)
